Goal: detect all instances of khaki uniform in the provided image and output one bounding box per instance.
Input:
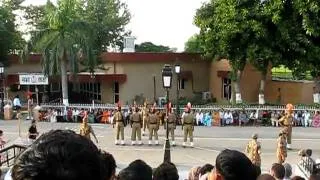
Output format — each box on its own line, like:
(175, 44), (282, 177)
(167, 113), (176, 141)
(130, 112), (142, 141)
(183, 112), (194, 143)
(142, 107), (149, 133)
(245, 139), (261, 166)
(279, 113), (293, 145)
(277, 135), (287, 164)
(113, 111), (125, 142)
(148, 113), (160, 142)
(80, 124), (94, 140)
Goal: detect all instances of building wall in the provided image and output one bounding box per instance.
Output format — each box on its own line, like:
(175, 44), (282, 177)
(118, 61), (210, 104)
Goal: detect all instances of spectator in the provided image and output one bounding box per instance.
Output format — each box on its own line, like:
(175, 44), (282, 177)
(153, 162), (179, 180)
(223, 110), (233, 126)
(302, 111), (311, 127)
(12, 130), (108, 180)
(257, 174), (276, 180)
(199, 164), (214, 177)
(0, 130), (6, 148)
(28, 120), (39, 141)
(13, 95), (21, 111)
(283, 163), (292, 180)
(100, 150), (117, 180)
(270, 163), (285, 180)
(239, 110), (248, 126)
(291, 176), (305, 180)
(271, 111), (279, 127)
(210, 149), (257, 180)
(188, 166), (201, 180)
(118, 159), (152, 180)
(309, 174), (320, 180)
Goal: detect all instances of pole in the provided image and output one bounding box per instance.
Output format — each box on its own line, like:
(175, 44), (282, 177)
(164, 89), (171, 163)
(176, 74), (180, 118)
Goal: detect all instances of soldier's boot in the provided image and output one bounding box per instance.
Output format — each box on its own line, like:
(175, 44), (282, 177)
(190, 142), (194, 147)
(138, 141), (143, 145)
(115, 140), (119, 145)
(148, 140), (152, 146)
(172, 141), (176, 146)
(155, 140), (159, 146)
(121, 140), (125, 146)
(182, 142), (186, 148)
(287, 144), (291, 150)
(131, 141), (136, 146)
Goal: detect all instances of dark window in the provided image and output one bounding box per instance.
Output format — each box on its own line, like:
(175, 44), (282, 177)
(222, 78), (231, 100)
(179, 79), (186, 89)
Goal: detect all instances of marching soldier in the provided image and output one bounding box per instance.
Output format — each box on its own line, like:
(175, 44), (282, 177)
(278, 103), (294, 149)
(277, 130), (287, 164)
(182, 102), (195, 147)
(113, 103), (125, 145)
(148, 105), (160, 145)
(142, 101), (149, 136)
(79, 111), (98, 143)
(245, 133), (261, 167)
(166, 107), (176, 146)
(130, 106), (143, 145)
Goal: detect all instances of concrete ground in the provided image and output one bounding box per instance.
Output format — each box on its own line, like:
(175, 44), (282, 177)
(1, 120), (319, 179)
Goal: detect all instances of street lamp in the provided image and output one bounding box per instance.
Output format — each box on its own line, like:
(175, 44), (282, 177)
(174, 64), (180, 118)
(162, 64), (173, 163)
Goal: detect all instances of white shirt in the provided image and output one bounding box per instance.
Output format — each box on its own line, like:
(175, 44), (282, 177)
(73, 110), (79, 116)
(303, 112), (310, 120)
(13, 98), (21, 107)
(224, 112), (233, 119)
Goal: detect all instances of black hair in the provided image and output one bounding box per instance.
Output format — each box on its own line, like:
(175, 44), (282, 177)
(257, 174), (276, 180)
(271, 163), (285, 179)
(12, 130), (108, 180)
(291, 176), (305, 180)
(199, 164), (214, 176)
(153, 162), (179, 180)
(118, 160), (152, 180)
(306, 149), (312, 157)
(215, 149), (257, 180)
(100, 150), (117, 180)
(0, 130), (3, 134)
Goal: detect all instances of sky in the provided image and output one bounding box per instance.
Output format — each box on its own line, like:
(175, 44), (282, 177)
(22, 0), (208, 52)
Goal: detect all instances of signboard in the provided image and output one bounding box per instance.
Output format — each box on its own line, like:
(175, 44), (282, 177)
(19, 74), (49, 85)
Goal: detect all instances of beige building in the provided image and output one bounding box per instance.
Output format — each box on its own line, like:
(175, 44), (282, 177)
(5, 53), (210, 104)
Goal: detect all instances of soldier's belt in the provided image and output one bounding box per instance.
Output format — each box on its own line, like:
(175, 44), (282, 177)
(184, 122), (193, 125)
(167, 122), (174, 124)
(149, 122), (157, 124)
(116, 120), (123, 122)
(133, 121), (141, 123)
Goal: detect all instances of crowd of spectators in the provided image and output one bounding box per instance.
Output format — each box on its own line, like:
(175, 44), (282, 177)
(1, 129), (318, 180)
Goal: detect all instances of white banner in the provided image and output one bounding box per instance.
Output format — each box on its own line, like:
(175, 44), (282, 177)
(19, 74), (48, 85)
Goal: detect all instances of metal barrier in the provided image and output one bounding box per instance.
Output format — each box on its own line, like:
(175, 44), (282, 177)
(297, 157), (320, 178)
(0, 144), (28, 167)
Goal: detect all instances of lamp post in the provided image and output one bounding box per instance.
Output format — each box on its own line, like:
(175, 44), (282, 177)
(0, 63), (4, 113)
(162, 64), (173, 163)
(174, 64), (180, 118)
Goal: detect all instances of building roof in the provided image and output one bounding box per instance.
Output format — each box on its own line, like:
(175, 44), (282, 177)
(9, 52), (208, 64)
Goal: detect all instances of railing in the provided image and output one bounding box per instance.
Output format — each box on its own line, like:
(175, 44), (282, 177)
(298, 157), (320, 178)
(0, 144), (28, 167)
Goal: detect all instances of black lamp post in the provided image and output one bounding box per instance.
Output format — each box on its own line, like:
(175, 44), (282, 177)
(174, 64), (180, 118)
(0, 63), (4, 113)
(162, 64), (173, 163)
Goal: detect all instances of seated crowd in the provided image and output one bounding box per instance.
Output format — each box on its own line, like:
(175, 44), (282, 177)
(3, 130), (319, 180)
(38, 107), (320, 128)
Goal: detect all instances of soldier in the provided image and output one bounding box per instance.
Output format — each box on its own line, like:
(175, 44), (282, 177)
(142, 101), (149, 136)
(113, 103), (125, 145)
(79, 112), (98, 143)
(277, 130), (287, 164)
(148, 106), (160, 145)
(278, 103), (294, 149)
(166, 107), (176, 146)
(182, 102), (195, 147)
(130, 106), (143, 145)
(245, 133), (261, 167)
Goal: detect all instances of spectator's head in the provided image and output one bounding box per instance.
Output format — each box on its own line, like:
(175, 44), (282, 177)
(118, 159), (152, 180)
(199, 164), (214, 177)
(309, 174), (320, 180)
(0, 130), (3, 136)
(100, 150), (116, 180)
(291, 176), (305, 180)
(211, 149), (257, 180)
(153, 162), (179, 180)
(12, 130), (108, 180)
(306, 149), (312, 157)
(252, 133), (258, 140)
(188, 166), (201, 180)
(283, 163), (292, 178)
(257, 174), (276, 180)
(270, 163), (285, 180)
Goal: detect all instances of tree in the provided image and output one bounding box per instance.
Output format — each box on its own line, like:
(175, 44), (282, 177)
(135, 42), (174, 52)
(184, 34), (203, 53)
(22, 0), (96, 106)
(195, 0), (264, 104)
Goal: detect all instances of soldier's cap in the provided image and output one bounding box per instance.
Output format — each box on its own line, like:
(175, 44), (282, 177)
(252, 133), (258, 139)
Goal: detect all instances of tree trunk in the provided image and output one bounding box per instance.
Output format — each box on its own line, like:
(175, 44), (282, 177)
(61, 57), (69, 106)
(234, 70), (242, 104)
(258, 73), (266, 105)
(313, 77), (320, 104)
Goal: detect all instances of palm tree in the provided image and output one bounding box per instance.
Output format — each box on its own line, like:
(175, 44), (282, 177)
(22, 0), (97, 105)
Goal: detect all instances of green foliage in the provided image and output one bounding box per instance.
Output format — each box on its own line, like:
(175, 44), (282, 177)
(184, 34), (203, 53)
(135, 42), (173, 52)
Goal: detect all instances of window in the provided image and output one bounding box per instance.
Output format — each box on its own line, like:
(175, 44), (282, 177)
(79, 82), (102, 101)
(179, 79), (186, 90)
(114, 82), (119, 103)
(50, 83), (61, 92)
(222, 78), (231, 100)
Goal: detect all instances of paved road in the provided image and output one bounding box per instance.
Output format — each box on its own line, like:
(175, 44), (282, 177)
(1, 120), (319, 177)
